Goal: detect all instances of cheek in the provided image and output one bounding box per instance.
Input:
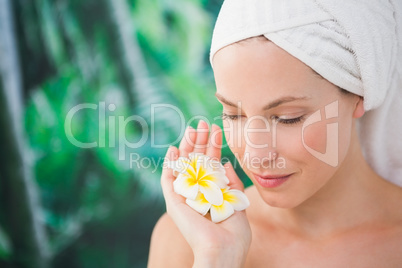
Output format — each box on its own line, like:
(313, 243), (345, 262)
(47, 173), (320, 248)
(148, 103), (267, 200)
(336, 114), (353, 160)
(269, 127), (312, 173)
(273, 122), (332, 175)
(222, 119), (246, 152)
(300, 113), (353, 165)
(276, 116), (352, 171)
(301, 121), (329, 154)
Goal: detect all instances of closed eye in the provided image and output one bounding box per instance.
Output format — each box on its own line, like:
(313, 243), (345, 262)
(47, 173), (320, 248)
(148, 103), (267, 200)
(221, 113), (243, 121)
(221, 113), (305, 125)
(271, 115), (305, 125)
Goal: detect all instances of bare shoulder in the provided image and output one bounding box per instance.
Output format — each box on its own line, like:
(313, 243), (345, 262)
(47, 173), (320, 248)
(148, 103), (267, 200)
(148, 213), (193, 268)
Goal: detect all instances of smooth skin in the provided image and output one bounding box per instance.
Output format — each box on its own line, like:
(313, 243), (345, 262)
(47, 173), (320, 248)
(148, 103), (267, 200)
(148, 38), (402, 267)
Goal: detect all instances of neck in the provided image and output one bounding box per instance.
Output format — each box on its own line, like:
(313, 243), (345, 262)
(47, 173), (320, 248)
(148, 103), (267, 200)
(271, 124), (388, 238)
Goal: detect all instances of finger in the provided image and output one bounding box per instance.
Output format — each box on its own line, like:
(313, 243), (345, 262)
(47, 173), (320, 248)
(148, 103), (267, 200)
(178, 126), (197, 158)
(161, 147), (214, 243)
(206, 124), (222, 160)
(224, 162), (245, 191)
(193, 120), (209, 154)
(161, 146), (183, 203)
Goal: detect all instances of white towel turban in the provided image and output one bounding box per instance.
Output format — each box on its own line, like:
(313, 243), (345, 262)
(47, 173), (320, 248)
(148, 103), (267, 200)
(210, 0), (402, 186)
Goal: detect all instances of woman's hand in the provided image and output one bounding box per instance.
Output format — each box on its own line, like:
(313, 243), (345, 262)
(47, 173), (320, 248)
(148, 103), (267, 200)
(161, 120), (251, 268)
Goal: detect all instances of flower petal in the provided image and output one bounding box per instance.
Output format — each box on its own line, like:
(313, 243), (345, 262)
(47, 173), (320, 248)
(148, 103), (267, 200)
(200, 171), (229, 188)
(190, 153), (205, 171)
(173, 173), (199, 200)
(189, 152), (204, 161)
(168, 157), (196, 177)
(195, 155), (210, 177)
(210, 201), (235, 223)
(223, 189), (250, 211)
(208, 159), (226, 174)
(199, 180), (223, 205)
(186, 193), (211, 215)
(166, 160), (180, 177)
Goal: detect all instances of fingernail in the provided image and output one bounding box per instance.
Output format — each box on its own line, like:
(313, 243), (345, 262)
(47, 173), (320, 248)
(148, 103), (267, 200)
(212, 123), (221, 130)
(184, 126), (191, 136)
(167, 145), (178, 159)
(197, 120), (206, 128)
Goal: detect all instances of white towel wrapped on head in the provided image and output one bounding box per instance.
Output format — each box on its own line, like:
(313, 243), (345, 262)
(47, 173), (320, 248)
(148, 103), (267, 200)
(210, 0), (402, 186)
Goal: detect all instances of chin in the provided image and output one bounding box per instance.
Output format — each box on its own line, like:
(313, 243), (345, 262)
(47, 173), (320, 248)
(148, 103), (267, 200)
(257, 187), (306, 209)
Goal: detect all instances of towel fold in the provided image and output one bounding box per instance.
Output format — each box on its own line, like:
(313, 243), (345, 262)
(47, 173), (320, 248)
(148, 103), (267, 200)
(210, 0), (402, 186)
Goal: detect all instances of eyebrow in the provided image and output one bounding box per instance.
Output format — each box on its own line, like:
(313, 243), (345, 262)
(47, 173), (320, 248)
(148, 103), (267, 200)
(215, 93), (310, 110)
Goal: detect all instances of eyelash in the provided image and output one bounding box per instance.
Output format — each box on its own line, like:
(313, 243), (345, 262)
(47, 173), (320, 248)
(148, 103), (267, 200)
(221, 113), (243, 121)
(271, 115), (305, 125)
(221, 113), (304, 125)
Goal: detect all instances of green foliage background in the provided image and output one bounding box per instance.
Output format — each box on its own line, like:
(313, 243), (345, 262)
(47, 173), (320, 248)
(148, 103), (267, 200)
(0, 0), (252, 267)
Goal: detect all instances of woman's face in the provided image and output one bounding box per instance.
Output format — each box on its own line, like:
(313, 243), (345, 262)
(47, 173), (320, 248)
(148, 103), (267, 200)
(213, 38), (363, 208)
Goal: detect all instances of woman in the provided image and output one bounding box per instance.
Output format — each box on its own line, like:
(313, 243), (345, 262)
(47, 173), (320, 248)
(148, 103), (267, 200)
(148, 0), (402, 267)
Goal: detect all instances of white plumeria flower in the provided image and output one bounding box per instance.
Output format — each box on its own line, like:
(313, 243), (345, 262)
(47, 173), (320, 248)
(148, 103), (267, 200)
(168, 152), (229, 205)
(186, 187), (250, 223)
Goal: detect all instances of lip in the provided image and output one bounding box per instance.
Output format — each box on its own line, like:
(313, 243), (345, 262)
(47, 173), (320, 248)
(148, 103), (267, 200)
(252, 173), (292, 188)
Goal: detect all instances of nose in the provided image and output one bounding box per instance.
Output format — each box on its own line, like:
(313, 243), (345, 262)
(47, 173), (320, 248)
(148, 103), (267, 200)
(243, 116), (278, 169)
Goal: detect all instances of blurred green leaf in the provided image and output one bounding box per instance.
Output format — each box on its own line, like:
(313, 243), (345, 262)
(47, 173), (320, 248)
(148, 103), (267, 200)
(0, 225), (11, 260)
(10, 0), (234, 267)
